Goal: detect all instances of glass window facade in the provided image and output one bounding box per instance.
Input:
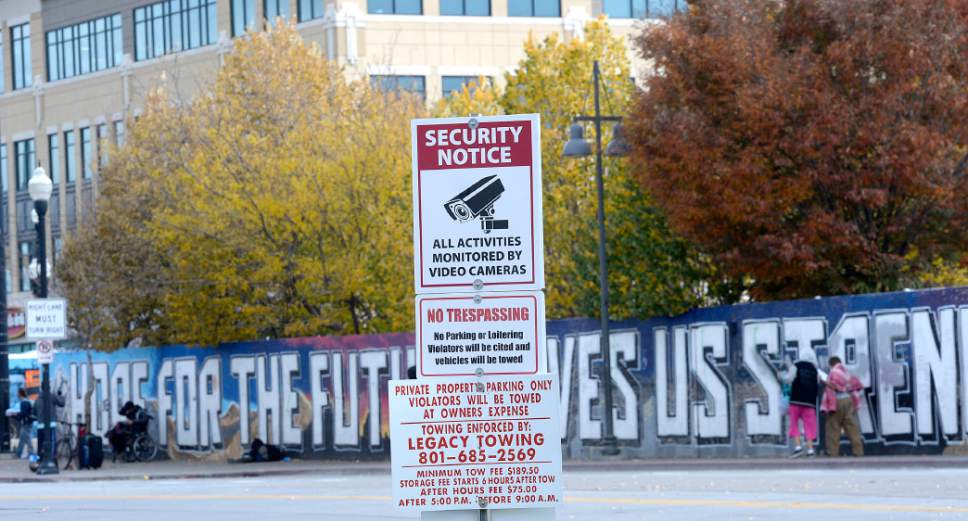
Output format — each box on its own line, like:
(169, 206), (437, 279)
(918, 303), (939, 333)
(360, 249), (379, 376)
(232, 0), (256, 36)
(14, 139), (35, 191)
(442, 76), (487, 97)
(97, 123), (109, 167)
(65, 130), (76, 183)
(602, 0), (685, 18)
(508, 0), (559, 16)
(265, 0), (292, 22)
(440, 0), (489, 15)
(81, 127), (93, 179)
(1, 144), (7, 194)
(135, 0), (218, 61)
(115, 121), (126, 146)
(368, 0), (421, 15)
(370, 75), (426, 99)
(20, 242), (30, 292)
(48, 134), (60, 185)
(298, 0), (325, 21)
(11, 23), (32, 90)
(46, 14), (123, 81)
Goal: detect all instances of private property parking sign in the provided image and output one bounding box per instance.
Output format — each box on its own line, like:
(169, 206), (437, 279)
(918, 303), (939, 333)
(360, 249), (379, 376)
(390, 374), (563, 512)
(412, 114), (544, 293)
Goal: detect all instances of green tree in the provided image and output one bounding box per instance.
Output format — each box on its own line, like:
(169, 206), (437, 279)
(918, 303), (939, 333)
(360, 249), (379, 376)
(439, 20), (711, 320)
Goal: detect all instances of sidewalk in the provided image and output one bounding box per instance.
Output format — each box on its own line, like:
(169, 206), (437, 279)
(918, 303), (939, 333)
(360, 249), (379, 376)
(1, 454), (966, 483)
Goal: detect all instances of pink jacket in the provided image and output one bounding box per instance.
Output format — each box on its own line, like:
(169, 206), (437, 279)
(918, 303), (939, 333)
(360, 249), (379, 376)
(821, 363), (862, 413)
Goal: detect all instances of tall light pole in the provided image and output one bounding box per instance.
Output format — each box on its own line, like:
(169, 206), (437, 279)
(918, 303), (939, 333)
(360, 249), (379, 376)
(28, 166), (57, 475)
(562, 60), (629, 456)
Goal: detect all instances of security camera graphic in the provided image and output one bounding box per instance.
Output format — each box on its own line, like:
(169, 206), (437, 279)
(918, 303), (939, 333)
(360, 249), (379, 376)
(444, 175), (509, 234)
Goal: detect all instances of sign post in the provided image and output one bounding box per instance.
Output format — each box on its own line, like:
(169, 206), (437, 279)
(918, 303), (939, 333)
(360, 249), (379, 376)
(394, 114), (558, 521)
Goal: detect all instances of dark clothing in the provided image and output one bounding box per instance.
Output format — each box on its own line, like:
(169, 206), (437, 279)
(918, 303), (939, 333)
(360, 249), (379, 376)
(106, 404), (148, 455)
(789, 361), (819, 407)
(17, 399), (33, 423)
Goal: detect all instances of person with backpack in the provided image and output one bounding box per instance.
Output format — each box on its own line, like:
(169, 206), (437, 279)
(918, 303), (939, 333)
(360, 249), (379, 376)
(780, 347), (826, 458)
(822, 356), (865, 457)
(15, 388), (34, 459)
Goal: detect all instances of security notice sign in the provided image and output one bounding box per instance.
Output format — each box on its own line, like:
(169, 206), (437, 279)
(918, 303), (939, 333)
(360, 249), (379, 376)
(416, 291), (545, 378)
(412, 114), (544, 293)
(390, 374), (562, 512)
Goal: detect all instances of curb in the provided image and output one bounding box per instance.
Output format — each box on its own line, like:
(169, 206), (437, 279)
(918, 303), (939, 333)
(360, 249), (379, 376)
(3, 456), (967, 483)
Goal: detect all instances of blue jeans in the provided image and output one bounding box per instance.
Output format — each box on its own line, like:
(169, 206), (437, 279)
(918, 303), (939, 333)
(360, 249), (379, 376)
(17, 421), (32, 458)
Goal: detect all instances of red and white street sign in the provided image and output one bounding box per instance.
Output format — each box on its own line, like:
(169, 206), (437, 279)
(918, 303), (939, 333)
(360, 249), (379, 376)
(416, 291), (546, 378)
(390, 374), (563, 512)
(411, 114), (544, 294)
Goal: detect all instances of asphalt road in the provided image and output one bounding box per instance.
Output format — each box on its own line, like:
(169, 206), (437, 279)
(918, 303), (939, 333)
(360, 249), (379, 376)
(2, 467), (968, 520)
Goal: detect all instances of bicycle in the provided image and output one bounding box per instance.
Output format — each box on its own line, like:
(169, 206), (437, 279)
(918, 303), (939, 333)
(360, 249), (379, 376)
(55, 421), (85, 470)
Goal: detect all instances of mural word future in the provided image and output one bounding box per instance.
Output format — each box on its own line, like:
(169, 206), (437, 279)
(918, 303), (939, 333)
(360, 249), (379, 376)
(51, 287), (968, 459)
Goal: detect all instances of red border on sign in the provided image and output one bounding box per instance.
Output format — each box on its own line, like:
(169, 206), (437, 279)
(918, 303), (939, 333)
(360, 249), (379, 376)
(415, 122), (537, 290)
(418, 294), (540, 377)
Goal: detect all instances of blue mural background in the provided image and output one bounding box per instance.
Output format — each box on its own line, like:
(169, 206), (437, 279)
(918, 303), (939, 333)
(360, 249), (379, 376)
(44, 286), (968, 459)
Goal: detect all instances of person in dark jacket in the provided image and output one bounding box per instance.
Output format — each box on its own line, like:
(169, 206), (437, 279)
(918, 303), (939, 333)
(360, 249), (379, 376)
(780, 347), (827, 457)
(106, 401), (148, 460)
(15, 389), (33, 459)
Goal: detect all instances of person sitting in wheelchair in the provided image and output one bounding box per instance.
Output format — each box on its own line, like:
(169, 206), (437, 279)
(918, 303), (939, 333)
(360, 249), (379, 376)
(105, 401), (148, 461)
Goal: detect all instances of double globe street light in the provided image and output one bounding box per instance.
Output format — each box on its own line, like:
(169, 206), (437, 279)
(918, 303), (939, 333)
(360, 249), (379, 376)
(563, 60), (630, 456)
(28, 166), (57, 475)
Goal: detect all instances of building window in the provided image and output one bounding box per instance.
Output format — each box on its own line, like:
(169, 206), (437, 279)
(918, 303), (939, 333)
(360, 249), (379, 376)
(11, 23), (32, 90)
(134, 0), (218, 61)
(508, 0), (559, 16)
(97, 123), (109, 168)
(265, 0), (292, 22)
(440, 0), (488, 15)
(298, 0), (325, 21)
(46, 14), (123, 82)
(370, 75), (426, 99)
(19, 241), (31, 293)
(48, 134), (60, 186)
(442, 76), (488, 97)
(232, 0), (256, 36)
(368, 0), (421, 15)
(65, 131), (76, 183)
(0, 144), (7, 194)
(602, 0), (685, 18)
(81, 127), (93, 179)
(114, 121), (126, 146)
(0, 41), (5, 93)
(14, 139), (35, 192)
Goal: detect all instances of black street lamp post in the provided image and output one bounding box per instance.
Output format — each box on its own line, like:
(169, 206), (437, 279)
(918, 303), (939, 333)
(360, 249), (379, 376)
(562, 60), (629, 456)
(28, 166), (57, 475)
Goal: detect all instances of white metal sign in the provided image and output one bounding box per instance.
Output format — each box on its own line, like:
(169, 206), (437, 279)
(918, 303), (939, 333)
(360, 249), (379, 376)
(26, 299), (67, 340)
(411, 114), (544, 293)
(390, 374), (563, 512)
(36, 339), (55, 364)
(416, 291), (545, 378)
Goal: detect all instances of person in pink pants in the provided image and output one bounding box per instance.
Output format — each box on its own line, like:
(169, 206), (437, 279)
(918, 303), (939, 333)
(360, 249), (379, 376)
(780, 347), (826, 457)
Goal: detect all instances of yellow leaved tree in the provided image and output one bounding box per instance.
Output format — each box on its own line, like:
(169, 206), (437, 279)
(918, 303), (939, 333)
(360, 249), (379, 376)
(60, 24), (420, 348)
(438, 20), (712, 320)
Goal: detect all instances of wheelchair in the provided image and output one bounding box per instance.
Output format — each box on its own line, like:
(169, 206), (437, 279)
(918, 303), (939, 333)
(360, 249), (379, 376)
(120, 415), (159, 463)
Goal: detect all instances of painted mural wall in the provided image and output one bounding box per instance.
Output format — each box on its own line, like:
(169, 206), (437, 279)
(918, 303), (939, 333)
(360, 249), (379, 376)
(50, 287), (968, 460)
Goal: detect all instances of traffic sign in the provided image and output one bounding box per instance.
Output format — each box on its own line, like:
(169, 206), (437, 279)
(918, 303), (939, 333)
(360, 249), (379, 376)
(26, 299), (67, 340)
(411, 114), (544, 293)
(390, 374), (563, 512)
(36, 339), (55, 365)
(416, 291), (546, 378)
